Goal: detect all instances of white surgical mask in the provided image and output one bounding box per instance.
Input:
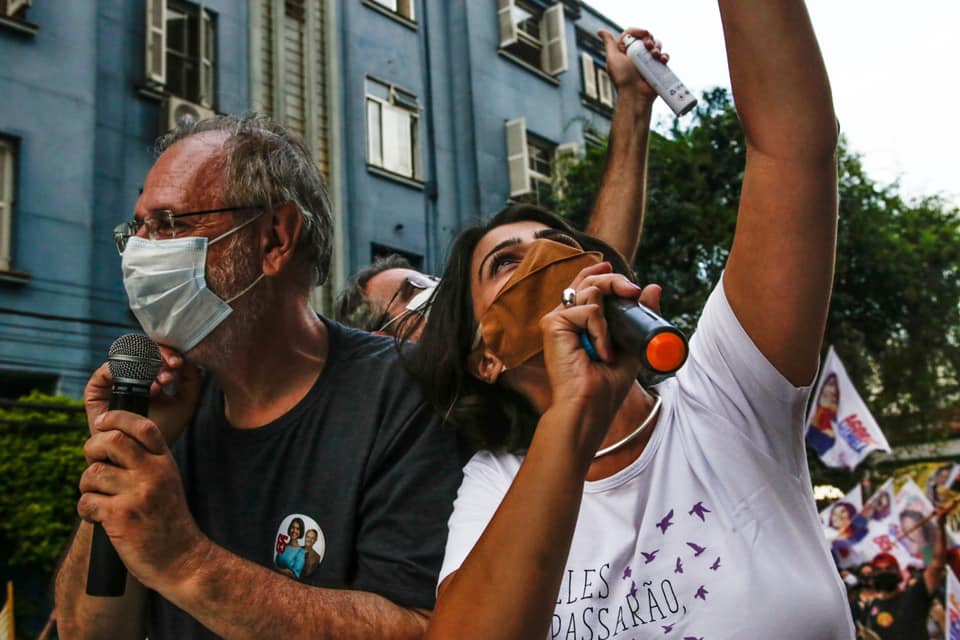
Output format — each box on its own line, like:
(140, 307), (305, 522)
(121, 216), (264, 352)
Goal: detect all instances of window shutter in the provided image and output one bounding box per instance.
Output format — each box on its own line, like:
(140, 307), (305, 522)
(282, 2), (307, 136)
(541, 3), (567, 75)
(0, 141), (12, 270)
(199, 9), (215, 107)
(411, 113), (421, 179)
(497, 0), (517, 48)
(397, 0), (414, 21)
(581, 52), (597, 99)
(145, 0), (166, 85)
(597, 68), (613, 107)
(250, 0), (275, 115)
(505, 118), (530, 197)
(552, 142), (579, 202)
(367, 99), (383, 167)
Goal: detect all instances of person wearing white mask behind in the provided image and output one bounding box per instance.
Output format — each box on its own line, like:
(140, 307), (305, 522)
(54, 115), (462, 640)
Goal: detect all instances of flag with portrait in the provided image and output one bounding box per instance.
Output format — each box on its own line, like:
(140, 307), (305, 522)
(948, 566), (960, 640)
(805, 347), (890, 469)
(820, 484), (863, 542)
(892, 478), (937, 566)
(831, 478), (914, 570)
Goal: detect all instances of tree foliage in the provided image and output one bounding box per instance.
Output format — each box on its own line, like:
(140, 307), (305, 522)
(553, 87), (960, 449)
(0, 391), (86, 574)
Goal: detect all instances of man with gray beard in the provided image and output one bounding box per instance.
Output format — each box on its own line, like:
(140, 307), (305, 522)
(54, 114), (462, 639)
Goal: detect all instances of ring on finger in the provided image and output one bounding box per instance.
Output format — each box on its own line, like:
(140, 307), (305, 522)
(561, 288), (577, 308)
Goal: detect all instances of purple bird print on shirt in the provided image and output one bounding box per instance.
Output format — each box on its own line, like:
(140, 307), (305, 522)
(688, 501), (711, 521)
(622, 566), (632, 580)
(674, 557), (683, 574)
(694, 585), (708, 600)
(662, 623), (675, 633)
(686, 542), (706, 557)
(629, 581), (638, 598)
(683, 637), (703, 640)
(710, 557), (721, 571)
(641, 549), (660, 564)
(657, 509), (675, 534)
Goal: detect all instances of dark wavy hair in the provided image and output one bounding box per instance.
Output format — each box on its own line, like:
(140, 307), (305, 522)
(402, 203), (634, 453)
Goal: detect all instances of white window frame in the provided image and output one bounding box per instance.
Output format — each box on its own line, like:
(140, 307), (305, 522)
(145, 0), (216, 108)
(581, 51), (597, 100)
(525, 133), (556, 206)
(597, 67), (613, 107)
(0, 138), (14, 272)
(497, 0), (567, 77)
(365, 78), (422, 181)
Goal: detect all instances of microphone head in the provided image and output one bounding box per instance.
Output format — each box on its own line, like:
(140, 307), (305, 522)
(108, 334), (163, 385)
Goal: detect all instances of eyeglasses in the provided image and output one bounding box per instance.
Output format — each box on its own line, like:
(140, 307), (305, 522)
(376, 275), (440, 335)
(113, 205), (265, 253)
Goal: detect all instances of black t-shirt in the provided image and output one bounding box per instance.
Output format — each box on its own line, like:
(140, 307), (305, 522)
(861, 579), (933, 640)
(147, 321), (463, 638)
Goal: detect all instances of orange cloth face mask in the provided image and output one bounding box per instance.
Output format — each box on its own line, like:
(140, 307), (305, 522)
(476, 239), (602, 370)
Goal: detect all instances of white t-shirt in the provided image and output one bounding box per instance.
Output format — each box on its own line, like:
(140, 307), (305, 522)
(439, 281), (855, 639)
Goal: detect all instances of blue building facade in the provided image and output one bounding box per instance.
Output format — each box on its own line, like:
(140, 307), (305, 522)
(0, 0), (249, 396)
(0, 0), (621, 397)
(333, 0), (621, 276)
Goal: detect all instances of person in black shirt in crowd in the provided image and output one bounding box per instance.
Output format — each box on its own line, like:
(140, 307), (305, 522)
(860, 513), (947, 640)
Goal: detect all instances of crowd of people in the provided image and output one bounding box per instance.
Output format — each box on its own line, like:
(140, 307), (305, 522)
(50, 1), (957, 639)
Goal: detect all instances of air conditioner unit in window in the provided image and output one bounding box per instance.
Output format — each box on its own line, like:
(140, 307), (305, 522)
(163, 96), (216, 132)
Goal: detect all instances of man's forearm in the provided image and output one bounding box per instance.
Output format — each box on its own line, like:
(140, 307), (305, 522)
(586, 89), (654, 263)
(54, 522), (147, 640)
(162, 539), (429, 640)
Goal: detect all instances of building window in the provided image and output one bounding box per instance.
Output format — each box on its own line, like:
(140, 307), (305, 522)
(0, 371), (58, 399)
(526, 133), (555, 205)
(366, 77), (421, 181)
(497, 0), (567, 77)
(0, 137), (15, 272)
(505, 118), (578, 206)
(581, 52), (614, 108)
(145, 0), (216, 108)
(367, 0), (415, 22)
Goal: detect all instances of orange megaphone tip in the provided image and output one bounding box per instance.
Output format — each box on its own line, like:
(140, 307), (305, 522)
(645, 332), (687, 373)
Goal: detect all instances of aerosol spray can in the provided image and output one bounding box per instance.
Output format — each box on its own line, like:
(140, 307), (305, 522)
(623, 34), (697, 116)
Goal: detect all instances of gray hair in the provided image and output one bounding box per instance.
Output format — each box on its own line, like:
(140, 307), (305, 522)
(156, 113), (333, 286)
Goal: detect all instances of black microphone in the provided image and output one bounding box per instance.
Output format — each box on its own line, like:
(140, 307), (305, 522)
(580, 298), (688, 387)
(86, 334), (162, 597)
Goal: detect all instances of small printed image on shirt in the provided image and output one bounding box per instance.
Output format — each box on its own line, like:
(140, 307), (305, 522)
(273, 513), (325, 580)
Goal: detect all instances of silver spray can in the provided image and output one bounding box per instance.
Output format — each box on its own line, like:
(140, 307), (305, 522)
(623, 34), (697, 116)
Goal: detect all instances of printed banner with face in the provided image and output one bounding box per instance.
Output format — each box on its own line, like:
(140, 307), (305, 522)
(893, 461), (958, 505)
(820, 484), (863, 542)
(831, 478), (915, 570)
(948, 566), (960, 640)
(893, 478), (937, 566)
(805, 346), (891, 469)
